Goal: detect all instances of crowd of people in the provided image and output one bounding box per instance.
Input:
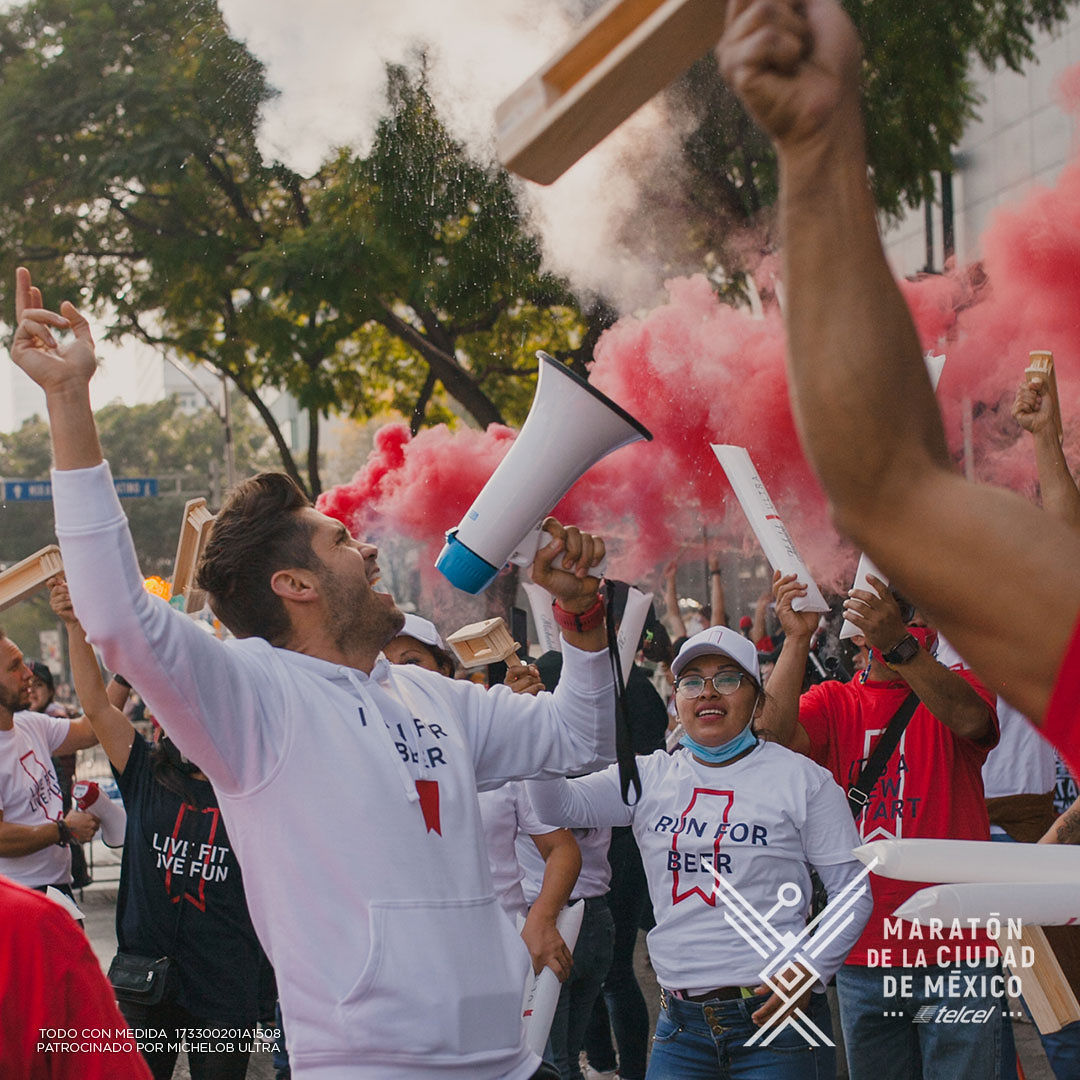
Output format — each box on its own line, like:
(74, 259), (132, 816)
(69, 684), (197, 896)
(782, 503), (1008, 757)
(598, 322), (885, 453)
(5, 1), (1080, 1079)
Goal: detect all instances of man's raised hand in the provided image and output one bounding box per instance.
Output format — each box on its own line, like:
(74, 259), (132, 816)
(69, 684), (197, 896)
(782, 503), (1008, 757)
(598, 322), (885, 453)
(716, 0), (861, 152)
(531, 517), (605, 613)
(11, 267), (97, 391)
(1013, 377), (1057, 436)
(842, 574), (909, 654)
(47, 575), (78, 627)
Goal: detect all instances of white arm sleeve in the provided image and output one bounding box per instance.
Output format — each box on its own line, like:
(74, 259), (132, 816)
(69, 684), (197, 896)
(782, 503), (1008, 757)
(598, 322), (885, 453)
(806, 858), (874, 986)
(52, 462), (283, 793)
(797, 772), (873, 985)
(426, 640), (616, 788)
(525, 765), (633, 830)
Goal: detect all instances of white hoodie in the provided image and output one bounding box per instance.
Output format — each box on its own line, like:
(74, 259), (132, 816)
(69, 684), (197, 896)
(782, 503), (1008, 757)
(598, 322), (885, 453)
(54, 463), (615, 1079)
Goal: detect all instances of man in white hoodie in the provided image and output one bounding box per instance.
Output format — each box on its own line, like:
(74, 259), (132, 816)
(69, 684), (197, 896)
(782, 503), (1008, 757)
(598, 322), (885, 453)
(9, 266), (616, 1080)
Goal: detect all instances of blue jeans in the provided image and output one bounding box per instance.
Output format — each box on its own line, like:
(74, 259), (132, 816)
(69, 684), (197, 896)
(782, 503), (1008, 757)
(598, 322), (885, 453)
(836, 964), (1002, 1080)
(645, 991), (830, 1079)
(546, 896), (615, 1080)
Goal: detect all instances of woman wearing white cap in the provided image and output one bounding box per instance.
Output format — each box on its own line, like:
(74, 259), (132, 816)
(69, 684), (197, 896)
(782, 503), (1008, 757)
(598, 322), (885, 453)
(527, 580), (871, 1080)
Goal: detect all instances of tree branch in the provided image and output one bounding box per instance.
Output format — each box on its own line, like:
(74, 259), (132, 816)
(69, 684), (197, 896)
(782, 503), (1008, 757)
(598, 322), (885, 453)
(447, 297), (510, 337)
(374, 302), (504, 428)
(195, 150), (265, 240)
(409, 369), (438, 435)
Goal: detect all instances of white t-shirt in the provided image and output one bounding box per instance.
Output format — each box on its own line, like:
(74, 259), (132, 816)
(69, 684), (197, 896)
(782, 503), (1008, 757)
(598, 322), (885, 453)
(935, 636), (1055, 803)
(983, 698), (1056, 801)
(478, 781), (553, 922)
(0, 712), (71, 886)
(528, 741), (867, 991)
(517, 819), (610, 903)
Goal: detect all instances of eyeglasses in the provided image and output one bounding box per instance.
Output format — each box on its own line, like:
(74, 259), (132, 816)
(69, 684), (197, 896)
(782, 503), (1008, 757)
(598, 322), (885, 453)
(674, 672), (747, 698)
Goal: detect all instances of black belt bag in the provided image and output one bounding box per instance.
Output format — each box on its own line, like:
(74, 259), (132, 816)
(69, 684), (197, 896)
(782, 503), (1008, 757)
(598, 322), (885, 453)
(107, 952), (175, 1005)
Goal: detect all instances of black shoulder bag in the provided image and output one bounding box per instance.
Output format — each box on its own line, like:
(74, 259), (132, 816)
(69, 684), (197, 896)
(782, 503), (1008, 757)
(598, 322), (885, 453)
(809, 690), (919, 922)
(846, 691), (919, 818)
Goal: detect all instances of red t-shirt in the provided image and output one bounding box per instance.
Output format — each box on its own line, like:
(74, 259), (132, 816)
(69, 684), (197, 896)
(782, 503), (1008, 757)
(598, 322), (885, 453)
(1044, 613), (1080, 781)
(798, 669), (999, 966)
(0, 876), (151, 1080)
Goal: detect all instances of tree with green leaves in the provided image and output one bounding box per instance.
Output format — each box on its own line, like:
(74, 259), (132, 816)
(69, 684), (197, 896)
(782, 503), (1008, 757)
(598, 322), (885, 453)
(0, 0), (591, 498)
(667, 0), (1077, 258)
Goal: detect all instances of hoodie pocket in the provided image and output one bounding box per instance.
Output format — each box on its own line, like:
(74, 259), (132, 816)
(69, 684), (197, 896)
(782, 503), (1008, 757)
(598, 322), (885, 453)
(338, 895), (529, 1062)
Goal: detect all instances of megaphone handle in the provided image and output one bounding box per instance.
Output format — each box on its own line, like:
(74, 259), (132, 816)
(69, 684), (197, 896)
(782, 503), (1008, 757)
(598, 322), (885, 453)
(510, 526), (605, 578)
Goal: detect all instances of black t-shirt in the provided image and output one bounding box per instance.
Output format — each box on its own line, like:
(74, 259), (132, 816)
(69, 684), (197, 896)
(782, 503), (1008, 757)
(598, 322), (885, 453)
(112, 735), (265, 1023)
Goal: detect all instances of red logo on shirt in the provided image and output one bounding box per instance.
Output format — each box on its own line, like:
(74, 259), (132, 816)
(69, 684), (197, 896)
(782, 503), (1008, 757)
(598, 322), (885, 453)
(671, 788), (733, 906)
(163, 804), (222, 911)
(19, 749), (62, 819)
(416, 780), (441, 835)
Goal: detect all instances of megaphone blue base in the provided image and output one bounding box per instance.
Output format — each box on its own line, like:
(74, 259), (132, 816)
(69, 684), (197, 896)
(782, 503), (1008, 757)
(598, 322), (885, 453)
(435, 532), (500, 595)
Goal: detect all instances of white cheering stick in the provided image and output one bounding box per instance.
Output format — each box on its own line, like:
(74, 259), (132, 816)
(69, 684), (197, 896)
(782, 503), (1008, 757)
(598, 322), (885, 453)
(712, 444), (828, 613)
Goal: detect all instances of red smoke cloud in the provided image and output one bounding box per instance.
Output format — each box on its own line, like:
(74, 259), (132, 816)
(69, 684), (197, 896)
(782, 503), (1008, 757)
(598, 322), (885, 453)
(320, 67), (1080, 597)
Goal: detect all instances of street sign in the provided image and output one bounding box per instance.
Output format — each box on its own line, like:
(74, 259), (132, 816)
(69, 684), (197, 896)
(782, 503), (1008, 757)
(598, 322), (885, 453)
(112, 478), (158, 499)
(2, 477), (159, 501)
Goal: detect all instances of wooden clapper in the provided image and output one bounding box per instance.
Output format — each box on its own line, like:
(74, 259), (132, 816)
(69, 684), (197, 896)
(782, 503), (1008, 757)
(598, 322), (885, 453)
(0, 545), (64, 612)
(1010, 925), (1080, 1035)
(446, 617), (519, 669)
(496, 0), (729, 184)
(171, 498), (215, 614)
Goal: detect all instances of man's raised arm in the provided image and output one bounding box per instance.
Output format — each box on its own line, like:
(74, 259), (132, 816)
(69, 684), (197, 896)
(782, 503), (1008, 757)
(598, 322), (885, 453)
(716, 0), (1080, 727)
(8, 267), (272, 791)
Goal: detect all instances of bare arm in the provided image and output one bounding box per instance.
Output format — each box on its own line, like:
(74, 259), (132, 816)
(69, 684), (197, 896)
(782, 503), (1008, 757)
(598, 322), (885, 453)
(521, 829), (582, 980)
(0, 810), (98, 855)
(757, 572), (816, 751)
(1040, 794), (1080, 844)
(0, 814), (68, 857)
(1014, 378), (1080, 529)
(718, 0), (1080, 723)
(50, 579), (135, 774)
(843, 576), (994, 743)
(708, 555), (728, 628)
(881, 651), (993, 742)
(106, 677), (132, 712)
(52, 716), (99, 757)
(750, 590), (771, 646)
(662, 561), (687, 640)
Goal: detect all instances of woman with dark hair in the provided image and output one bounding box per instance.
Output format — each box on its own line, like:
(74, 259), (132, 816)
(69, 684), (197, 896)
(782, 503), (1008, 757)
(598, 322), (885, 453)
(528, 578), (872, 1080)
(50, 578), (267, 1080)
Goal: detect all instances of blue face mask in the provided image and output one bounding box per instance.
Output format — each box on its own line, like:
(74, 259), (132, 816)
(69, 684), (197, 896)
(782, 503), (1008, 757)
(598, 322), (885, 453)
(680, 721), (758, 764)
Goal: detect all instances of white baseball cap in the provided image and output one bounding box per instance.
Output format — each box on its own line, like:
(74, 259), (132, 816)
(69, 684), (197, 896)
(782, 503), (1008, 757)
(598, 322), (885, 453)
(671, 625), (761, 685)
(397, 613), (447, 652)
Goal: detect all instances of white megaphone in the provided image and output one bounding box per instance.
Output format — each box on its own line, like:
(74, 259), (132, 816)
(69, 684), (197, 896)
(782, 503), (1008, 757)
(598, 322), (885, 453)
(436, 352), (652, 593)
(72, 779), (126, 848)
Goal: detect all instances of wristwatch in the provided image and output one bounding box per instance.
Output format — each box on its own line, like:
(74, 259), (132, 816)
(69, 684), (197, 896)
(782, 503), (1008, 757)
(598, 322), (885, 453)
(55, 818), (72, 847)
(882, 633), (920, 666)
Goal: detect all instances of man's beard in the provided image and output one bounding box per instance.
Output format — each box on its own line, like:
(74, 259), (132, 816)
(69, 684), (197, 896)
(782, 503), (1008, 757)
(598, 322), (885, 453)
(0, 683), (28, 714)
(321, 569), (403, 656)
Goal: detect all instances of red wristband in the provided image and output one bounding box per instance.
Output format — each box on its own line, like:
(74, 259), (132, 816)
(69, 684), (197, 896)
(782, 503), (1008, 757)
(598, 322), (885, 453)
(551, 595), (605, 633)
